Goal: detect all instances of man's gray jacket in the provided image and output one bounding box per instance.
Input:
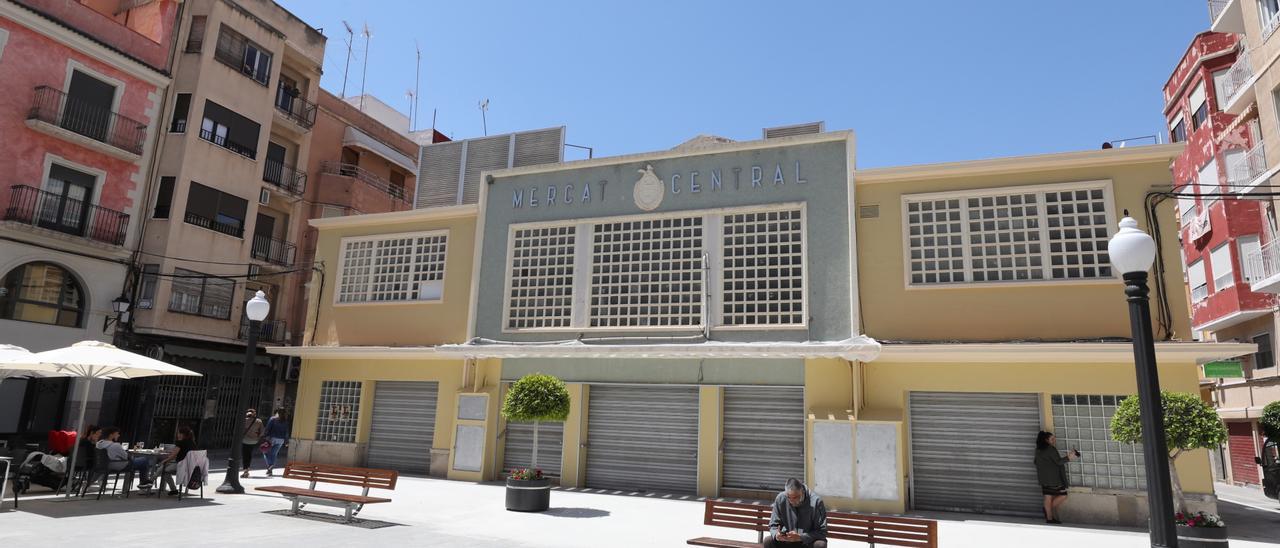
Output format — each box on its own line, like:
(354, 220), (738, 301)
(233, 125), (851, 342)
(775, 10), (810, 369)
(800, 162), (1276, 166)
(767, 488), (828, 544)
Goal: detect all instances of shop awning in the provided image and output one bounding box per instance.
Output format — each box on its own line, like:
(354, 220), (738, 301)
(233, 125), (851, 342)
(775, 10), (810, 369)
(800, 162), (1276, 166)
(873, 341), (1256, 364)
(435, 336), (882, 361)
(342, 127), (417, 172)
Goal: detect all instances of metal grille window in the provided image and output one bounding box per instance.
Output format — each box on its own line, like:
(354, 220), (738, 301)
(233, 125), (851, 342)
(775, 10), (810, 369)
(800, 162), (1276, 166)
(904, 183), (1114, 285)
(336, 232), (448, 303)
(315, 381), (362, 443)
(589, 216), (704, 327)
(168, 268), (234, 319)
(722, 208), (805, 325)
(1051, 394), (1146, 490)
(506, 225), (576, 329)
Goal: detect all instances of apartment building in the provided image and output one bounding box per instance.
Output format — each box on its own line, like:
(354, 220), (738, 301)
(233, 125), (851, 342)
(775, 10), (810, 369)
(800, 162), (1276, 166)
(1193, 1), (1280, 490)
(273, 126), (1252, 526)
(117, 0), (324, 448)
(0, 0), (177, 443)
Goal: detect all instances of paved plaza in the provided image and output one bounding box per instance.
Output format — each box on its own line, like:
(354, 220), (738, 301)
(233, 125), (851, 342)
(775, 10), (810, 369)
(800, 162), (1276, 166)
(2, 468), (1277, 547)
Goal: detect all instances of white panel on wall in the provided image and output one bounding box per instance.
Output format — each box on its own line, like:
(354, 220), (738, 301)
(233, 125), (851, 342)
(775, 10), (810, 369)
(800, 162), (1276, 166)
(812, 421), (853, 499)
(452, 424), (485, 472)
(457, 394), (487, 421)
(0, 28), (9, 62)
(855, 423), (899, 501)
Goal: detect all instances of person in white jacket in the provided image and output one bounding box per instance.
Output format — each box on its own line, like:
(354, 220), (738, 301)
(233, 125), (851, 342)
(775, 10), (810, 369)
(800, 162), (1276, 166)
(95, 427), (152, 488)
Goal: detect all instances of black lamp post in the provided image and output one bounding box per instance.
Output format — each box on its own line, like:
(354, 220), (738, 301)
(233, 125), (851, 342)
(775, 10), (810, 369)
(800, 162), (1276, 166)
(1108, 213), (1178, 547)
(217, 290), (269, 494)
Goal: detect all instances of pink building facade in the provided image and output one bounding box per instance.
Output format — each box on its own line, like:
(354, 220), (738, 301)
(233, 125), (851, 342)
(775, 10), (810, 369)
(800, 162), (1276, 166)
(0, 0), (176, 440)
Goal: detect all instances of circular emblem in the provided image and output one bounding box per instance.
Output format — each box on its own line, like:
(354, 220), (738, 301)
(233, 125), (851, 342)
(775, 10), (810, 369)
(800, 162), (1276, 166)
(633, 164), (664, 211)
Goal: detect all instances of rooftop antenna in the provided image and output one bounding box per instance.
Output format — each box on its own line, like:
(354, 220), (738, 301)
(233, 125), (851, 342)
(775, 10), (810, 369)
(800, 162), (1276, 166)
(478, 98), (489, 136)
(340, 21), (353, 98)
(405, 89), (415, 129)
(359, 22), (372, 110)
(413, 40), (422, 132)
(431, 107), (437, 142)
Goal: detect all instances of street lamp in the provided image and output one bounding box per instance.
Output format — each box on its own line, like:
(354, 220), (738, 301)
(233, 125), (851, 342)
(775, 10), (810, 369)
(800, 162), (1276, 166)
(1108, 213), (1178, 548)
(103, 294), (131, 331)
(217, 290), (269, 494)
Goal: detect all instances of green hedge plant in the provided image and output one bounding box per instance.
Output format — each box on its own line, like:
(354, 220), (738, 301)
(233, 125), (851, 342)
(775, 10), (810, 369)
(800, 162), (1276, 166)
(1262, 400), (1280, 440)
(1110, 391), (1227, 513)
(501, 373), (570, 472)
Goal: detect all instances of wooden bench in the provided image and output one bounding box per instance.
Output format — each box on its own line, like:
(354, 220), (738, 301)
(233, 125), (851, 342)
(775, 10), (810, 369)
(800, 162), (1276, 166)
(688, 499), (938, 548)
(257, 462), (398, 522)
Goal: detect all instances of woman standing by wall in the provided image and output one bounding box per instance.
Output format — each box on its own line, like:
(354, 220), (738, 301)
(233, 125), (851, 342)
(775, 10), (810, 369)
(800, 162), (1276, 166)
(262, 408), (290, 477)
(1035, 430), (1078, 524)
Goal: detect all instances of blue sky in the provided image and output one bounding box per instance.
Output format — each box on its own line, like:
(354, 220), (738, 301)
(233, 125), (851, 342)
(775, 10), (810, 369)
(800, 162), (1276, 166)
(278, 0), (1210, 167)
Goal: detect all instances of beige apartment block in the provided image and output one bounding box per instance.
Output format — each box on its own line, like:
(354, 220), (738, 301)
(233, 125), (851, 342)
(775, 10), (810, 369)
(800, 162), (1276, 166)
(125, 0), (325, 448)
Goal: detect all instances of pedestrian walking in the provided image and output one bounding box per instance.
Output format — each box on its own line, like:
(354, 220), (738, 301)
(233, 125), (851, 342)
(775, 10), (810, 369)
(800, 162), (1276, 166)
(1035, 430), (1078, 524)
(262, 408), (290, 477)
(240, 409), (264, 478)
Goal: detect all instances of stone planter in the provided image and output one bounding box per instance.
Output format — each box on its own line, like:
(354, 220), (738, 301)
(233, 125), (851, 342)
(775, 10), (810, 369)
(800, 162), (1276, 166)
(1176, 524), (1229, 548)
(505, 477), (551, 512)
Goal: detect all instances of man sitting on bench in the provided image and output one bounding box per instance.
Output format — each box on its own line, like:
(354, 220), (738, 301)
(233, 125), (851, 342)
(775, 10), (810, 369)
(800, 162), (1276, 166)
(766, 478), (828, 548)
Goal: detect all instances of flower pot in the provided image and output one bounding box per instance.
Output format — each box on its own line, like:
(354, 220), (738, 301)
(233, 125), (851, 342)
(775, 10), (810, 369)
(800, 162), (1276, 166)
(505, 477), (551, 512)
(1176, 524), (1229, 548)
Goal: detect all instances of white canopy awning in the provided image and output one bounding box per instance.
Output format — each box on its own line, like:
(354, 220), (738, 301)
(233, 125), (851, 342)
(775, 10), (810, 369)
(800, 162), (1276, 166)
(343, 126), (417, 172)
(434, 336), (882, 362)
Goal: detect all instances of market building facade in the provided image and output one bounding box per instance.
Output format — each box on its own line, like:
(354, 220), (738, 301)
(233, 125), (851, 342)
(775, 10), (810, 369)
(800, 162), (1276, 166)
(276, 128), (1253, 526)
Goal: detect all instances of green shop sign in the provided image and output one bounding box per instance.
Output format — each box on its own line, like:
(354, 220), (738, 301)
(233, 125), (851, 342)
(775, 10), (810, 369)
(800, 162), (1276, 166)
(1202, 360), (1244, 378)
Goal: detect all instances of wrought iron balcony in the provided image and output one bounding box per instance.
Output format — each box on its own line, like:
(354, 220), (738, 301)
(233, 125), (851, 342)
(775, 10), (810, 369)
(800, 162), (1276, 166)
(1245, 240), (1280, 293)
(320, 161), (410, 202)
(239, 316), (287, 344)
(199, 127), (257, 159)
(1209, 0), (1231, 22)
(251, 233), (296, 267)
(28, 86), (146, 156)
(262, 159), (306, 196)
(1221, 52), (1256, 113)
(1226, 141), (1267, 190)
(3, 185), (130, 245)
(275, 89), (316, 129)
(184, 210), (244, 238)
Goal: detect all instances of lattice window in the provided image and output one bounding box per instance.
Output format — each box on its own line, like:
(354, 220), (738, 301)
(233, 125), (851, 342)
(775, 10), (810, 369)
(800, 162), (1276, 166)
(722, 208), (805, 325)
(1044, 188), (1112, 280)
(1051, 394), (1146, 490)
(589, 216), (703, 327)
(337, 232), (448, 303)
(906, 198), (966, 284)
(967, 193), (1044, 282)
(506, 225), (576, 329)
(315, 381), (362, 443)
(905, 184), (1113, 286)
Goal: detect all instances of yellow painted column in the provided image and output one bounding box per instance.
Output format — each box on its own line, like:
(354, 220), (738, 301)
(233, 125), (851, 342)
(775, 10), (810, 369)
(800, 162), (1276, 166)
(697, 386), (723, 498)
(560, 383), (586, 487)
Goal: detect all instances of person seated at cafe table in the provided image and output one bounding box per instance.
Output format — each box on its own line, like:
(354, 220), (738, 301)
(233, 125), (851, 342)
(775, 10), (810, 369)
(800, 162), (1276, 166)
(95, 427), (152, 489)
(157, 426), (197, 496)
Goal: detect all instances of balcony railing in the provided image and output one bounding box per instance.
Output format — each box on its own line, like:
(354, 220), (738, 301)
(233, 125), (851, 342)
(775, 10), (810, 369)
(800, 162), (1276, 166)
(320, 161), (410, 202)
(275, 90), (317, 129)
(28, 86), (146, 156)
(1245, 240), (1280, 290)
(1221, 53), (1255, 109)
(262, 159), (306, 196)
(199, 128), (257, 159)
(1209, 0), (1231, 22)
(251, 233), (296, 266)
(184, 210), (244, 238)
(239, 317), (287, 344)
(1266, 12), (1280, 41)
(1227, 141), (1267, 189)
(3, 185), (130, 245)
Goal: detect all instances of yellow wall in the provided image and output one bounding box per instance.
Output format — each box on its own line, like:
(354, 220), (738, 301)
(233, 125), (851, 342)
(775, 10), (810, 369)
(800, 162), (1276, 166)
(855, 159), (1191, 342)
(306, 212), (477, 346)
(862, 360), (1213, 496)
(698, 386), (722, 497)
(560, 383), (588, 488)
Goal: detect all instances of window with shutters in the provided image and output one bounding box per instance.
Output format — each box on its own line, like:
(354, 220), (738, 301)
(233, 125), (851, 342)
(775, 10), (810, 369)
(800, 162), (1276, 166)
(137, 264), (159, 309)
(903, 182), (1115, 286)
(1052, 394), (1147, 490)
(336, 231), (448, 304)
(1253, 333), (1274, 370)
(1210, 242), (1234, 291)
(506, 225), (576, 329)
(315, 381), (361, 443)
(1190, 81), (1208, 131)
(167, 268), (234, 320)
(213, 24), (271, 86)
(1189, 259), (1208, 302)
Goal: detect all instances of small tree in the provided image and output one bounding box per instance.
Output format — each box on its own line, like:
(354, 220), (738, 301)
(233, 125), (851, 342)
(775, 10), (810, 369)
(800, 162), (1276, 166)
(1262, 400), (1280, 441)
(1110, 391), (1227, 513)
(501, 373), (570, 472)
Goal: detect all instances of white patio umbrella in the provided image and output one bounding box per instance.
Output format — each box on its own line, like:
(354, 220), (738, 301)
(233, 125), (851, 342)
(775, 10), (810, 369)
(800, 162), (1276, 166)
(0, 344), (69, 388)
(2, 340), (201, 495)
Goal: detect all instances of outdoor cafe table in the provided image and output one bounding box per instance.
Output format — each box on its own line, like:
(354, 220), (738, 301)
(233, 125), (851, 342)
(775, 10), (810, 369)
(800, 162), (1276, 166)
(125, 448), (165, 495)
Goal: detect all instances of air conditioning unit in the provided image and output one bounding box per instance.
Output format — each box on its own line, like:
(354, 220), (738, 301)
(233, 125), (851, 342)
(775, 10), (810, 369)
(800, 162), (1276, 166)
(144, 344), (164, 361)
(259, 188), (271, 205)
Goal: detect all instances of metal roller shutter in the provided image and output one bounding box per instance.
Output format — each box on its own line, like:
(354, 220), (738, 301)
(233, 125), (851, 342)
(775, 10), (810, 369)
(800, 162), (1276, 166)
(909, 392), (1042, 516)
(1228, 422), (1260, 484)
(503, 420), (564, 477)
(366, 381), (438, 474)
(722, 386), (805, 491)
(587, 385), (699, 494)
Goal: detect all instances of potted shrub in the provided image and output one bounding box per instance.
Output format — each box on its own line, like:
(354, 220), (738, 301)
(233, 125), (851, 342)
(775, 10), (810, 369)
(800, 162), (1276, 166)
(1110, 391), (1228, 547)
(500, 373), (570, 512)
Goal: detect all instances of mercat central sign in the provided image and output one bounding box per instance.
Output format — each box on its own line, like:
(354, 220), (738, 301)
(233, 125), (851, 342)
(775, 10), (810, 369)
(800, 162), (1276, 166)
(511, 161), (810, 210)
